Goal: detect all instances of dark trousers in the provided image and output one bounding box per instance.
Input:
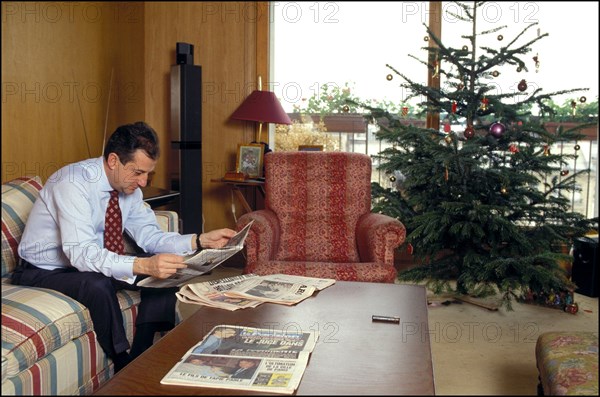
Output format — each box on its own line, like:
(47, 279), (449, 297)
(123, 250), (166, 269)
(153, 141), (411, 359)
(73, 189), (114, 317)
(12, 260), (177, 359)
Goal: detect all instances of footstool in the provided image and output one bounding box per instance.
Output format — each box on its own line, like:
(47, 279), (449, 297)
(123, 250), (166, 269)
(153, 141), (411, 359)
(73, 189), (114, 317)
(536, 331), (598, 395)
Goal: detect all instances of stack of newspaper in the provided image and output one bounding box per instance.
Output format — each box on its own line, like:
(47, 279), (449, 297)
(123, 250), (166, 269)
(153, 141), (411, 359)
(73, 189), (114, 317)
(176, 273), (336, 311)
(160, 324), (319, 394)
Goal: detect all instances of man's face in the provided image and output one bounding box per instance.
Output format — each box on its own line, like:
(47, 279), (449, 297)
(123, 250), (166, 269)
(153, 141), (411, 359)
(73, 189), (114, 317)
(107, 150), (156, 195)
(239, 360), (255, 368)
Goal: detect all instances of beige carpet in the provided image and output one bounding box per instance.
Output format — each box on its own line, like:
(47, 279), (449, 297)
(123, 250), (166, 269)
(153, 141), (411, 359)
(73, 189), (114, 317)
(426, 290), (598, 395)
(177, 266), (598, 395)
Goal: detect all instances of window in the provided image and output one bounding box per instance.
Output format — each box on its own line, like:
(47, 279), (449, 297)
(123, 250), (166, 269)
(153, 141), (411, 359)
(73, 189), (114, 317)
(272, 2), (598, 217)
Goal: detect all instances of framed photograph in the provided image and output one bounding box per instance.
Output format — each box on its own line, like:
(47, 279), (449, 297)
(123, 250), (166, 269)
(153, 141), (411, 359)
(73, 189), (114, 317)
(236, 143), (264, 178)
(298, 145), (323, 151)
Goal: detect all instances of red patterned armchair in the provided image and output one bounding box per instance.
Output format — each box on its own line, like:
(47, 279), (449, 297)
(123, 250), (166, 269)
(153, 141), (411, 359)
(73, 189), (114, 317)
(236, 151), (406, 283)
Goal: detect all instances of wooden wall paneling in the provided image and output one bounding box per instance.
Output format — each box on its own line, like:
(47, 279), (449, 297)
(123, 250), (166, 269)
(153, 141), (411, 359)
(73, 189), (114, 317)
(1, 2), (145, 183)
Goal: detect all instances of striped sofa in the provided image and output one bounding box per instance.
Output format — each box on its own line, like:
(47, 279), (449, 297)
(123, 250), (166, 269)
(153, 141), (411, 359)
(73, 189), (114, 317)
(1, 176), (179, 395)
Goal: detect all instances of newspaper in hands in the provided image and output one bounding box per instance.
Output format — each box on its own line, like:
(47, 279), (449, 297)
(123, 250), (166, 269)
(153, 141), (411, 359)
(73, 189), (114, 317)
(136, 221), (254, 288)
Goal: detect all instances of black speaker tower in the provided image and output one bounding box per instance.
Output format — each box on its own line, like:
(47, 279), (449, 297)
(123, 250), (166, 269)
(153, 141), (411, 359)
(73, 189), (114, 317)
(171, 42), (202, 234)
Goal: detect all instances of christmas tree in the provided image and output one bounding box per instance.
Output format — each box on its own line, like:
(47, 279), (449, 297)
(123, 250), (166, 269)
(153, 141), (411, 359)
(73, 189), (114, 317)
(358, 2), (598, 309)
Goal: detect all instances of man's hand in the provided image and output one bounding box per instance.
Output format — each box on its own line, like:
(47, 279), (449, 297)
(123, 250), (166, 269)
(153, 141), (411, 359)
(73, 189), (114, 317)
(198, 228), (237, 249)
(133, 254), (187, 279)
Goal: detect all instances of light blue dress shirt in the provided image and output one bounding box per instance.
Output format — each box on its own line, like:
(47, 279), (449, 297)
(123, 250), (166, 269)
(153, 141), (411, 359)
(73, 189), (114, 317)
(18, 156), (194, 284)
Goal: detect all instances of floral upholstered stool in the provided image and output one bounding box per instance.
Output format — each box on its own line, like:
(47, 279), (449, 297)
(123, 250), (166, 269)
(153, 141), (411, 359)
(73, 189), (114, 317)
(535, 331), (598, 395)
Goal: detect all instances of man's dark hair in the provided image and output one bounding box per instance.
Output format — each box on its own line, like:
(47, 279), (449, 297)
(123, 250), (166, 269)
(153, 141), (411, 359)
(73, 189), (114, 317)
(103, 121), (160, 164)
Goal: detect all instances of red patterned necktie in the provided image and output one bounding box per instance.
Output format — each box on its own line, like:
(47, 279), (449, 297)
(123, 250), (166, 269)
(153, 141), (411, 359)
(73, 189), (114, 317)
(104, 190), (125, 254)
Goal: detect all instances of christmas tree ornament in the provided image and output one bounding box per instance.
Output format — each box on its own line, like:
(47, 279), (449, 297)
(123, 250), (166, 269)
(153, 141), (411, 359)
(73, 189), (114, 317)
(462, 45), (468, 51)
(492, 70), (500, 77)
(451, 101), (457, 113)
(580, 96), (587, 103)
(497, 34), (503, 41)
(444, 133), (452, 142)
(464, 125), (475, 139)
(389, 175), (396, 182)
(489, 121), (506, 138)
(564, 303), (579, 314)
(386, 74), (393, 81)
(518, 79), (527, 92)
(533, 53), (540, 72)
(500, 186), (508, 195)
(444, 123), (452, 133)
(560, 170), (569, 176)
(543, 145), (550, 156)
(509, 144), (519, 153)
(342, 105), (350, 113)
(424, 36), (429, 41)
(571, 100), (577, 116)
(574, 144), (581, 151)
(402, 106), (409, 116)
(480, 97), (489, 111)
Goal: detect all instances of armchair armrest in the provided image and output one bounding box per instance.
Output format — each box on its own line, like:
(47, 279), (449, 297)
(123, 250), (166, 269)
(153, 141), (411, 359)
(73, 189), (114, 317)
(236, 210), (280, 273)
(356, 213), (406, 264)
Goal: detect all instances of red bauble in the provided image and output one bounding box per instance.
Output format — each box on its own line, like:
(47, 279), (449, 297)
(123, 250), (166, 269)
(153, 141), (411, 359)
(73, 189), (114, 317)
(489, 122), (506, 138)
(464, 125), (475, 139)
(518, 79), (527, 92)
(564, 303), (578, 314)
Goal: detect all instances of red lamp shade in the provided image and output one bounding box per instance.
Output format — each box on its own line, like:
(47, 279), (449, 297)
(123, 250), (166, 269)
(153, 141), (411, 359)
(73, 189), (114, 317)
(230, 90), (292, 125)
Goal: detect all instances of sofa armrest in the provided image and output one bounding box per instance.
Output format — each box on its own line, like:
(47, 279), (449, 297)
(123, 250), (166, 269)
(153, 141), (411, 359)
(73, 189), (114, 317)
(124, 210), (180, 255)
(154, 210), (179, 233)
(356, 213), (406, 264)
(236, 210), (280, 273)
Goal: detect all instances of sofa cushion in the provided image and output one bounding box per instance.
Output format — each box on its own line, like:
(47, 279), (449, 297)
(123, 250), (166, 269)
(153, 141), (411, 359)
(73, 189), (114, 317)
(1, 176), (43, 277)
(1, 285), (142, 378)
(1, 284), (94, 377)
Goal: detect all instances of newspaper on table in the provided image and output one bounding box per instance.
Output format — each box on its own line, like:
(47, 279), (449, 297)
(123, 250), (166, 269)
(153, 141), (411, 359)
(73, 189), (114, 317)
(176, 274), (263, 311)
(177, 273), (336, 310)
(223, 273), (335, 306)
(137, 221), (254, 288)
(160, 324), (319, 394)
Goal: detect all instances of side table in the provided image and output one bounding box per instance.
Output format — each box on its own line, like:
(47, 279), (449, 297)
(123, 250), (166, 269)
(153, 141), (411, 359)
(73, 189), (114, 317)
(210, 178), (265, 215)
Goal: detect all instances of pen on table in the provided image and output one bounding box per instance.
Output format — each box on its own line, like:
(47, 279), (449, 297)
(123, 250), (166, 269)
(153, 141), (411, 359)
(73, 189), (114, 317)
(372, 315), (400, 324)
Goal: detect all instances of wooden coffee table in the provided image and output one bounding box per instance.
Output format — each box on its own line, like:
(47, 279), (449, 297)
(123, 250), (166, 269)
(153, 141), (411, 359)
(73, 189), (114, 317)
(94, 281), (435, 395)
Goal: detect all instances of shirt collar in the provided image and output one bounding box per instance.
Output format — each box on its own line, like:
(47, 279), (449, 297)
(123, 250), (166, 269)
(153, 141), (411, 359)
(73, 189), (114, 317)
(93, 156), (114, 194)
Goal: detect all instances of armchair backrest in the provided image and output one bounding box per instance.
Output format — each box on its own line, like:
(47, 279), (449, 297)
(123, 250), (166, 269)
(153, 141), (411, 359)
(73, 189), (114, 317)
(264, 151), (372, 263)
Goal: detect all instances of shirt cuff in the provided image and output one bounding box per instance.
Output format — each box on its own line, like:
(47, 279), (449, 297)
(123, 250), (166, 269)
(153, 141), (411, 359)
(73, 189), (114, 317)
(111, 255), (137, 284)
